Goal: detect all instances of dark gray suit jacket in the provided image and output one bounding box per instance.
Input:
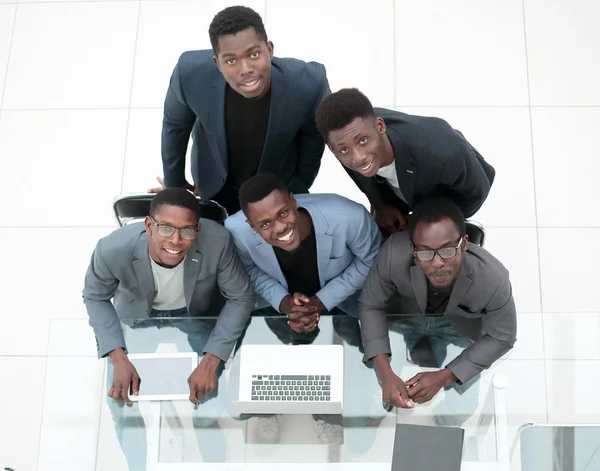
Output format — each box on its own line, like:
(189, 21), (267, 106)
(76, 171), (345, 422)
(162, 50), (330, 199)
(346, 108), (495, 218)
(358, 231), (517, 384)
(82, 220), (254, 361)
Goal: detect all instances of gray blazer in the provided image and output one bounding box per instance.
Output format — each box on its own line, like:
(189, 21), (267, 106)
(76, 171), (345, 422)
(359, 231), (517, 384)
(82, 220), (254, 361)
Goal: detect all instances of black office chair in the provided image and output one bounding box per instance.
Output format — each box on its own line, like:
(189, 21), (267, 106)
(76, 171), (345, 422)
(465, 220), (485, 247)
(112, 193), (228, 227)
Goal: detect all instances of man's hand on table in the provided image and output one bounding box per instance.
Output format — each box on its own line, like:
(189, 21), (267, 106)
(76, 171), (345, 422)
(373, 355), (413, 409)
(406, 369), (458, 404)
(108, 348), (140, 405)
(380, 370), (414, 409)
(279, 292), (321, 333)
(188, 353), (221, 403)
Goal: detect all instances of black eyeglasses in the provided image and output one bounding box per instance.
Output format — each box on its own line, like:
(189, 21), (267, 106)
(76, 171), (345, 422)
(149, 217), (198, 240)
(413, 237), (464, 262)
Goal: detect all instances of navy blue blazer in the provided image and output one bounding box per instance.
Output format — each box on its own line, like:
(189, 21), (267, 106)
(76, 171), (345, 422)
(161, 50), (330, 201)
(345, 108), (496, 218)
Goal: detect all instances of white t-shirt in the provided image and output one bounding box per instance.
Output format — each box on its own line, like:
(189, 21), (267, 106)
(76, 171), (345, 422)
(376, 161), (407, 203)
(150, 256), (186, 310)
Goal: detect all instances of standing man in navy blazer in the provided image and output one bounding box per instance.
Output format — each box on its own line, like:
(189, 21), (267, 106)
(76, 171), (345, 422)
(159, 6), (330, 215)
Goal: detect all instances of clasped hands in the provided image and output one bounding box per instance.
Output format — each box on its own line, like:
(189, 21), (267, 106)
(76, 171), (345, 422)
(279, 292), (326, 333)
(379, 368), (458, 409)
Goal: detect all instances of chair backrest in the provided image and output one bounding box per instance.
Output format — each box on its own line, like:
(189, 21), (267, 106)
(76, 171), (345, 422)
(465, 220), (485, 247)
(113, 193), (228, 227)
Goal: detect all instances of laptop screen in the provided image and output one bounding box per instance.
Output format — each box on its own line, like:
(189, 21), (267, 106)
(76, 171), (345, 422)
(391, 424), (464, 471)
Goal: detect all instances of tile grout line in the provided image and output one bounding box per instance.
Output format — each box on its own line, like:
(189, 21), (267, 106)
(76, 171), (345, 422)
(118, 0), (142, 194)
(0, 2), (18, 114)
(8, 0), (137, 3)
(35, 319), (53, 471)
(1, 106), (162, 111)
(0, 225), (118, 229)
(521, 0), (549, 423)
(263, 0), (267, 27)
(92, 357), (106, 467)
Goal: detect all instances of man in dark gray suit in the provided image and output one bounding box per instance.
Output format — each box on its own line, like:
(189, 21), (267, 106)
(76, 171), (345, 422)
(359, 197), (516, 413)
(83, 188), (254, 470)
(155, 6), (330, 215)
(315, 88), (495, 236)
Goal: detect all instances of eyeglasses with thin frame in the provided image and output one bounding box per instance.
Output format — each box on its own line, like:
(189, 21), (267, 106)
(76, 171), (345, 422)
(413, 236), (464, 262)
(149, 217), (198, 240)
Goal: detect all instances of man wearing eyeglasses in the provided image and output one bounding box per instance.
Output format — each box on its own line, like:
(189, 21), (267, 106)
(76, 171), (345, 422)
(358, 196), (516, 415)
(83, 188), (254, 470)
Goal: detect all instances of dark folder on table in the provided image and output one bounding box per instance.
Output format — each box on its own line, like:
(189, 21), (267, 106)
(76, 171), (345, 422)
(391, 424), (464, 471)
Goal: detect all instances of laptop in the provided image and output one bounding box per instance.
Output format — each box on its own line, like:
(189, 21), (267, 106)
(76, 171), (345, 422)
(391, 423), (464, 471)
(234, 344), (344, 414)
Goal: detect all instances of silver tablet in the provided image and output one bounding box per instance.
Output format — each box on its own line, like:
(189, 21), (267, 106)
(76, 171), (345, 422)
(127, 352), (198, 401)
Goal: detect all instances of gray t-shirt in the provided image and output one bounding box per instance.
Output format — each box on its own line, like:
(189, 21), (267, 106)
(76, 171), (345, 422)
(150, 256), (186, 310)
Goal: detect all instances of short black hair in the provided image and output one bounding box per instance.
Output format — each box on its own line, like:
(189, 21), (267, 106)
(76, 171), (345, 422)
(149, 188), (201, 221)
(315, 88), (376, 142)
(208, 6), (268, 54)
(408, 197), (467, 242)
(238, 173), (290, 217)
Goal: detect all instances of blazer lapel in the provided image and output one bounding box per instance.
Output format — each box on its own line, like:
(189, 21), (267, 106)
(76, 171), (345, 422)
(444, 256), (473, 314)
(256, 236), (287, 287)
(410, 265), (427, 314)
(258, 65), (286, 171)
(306, 204), (332, 288)
(132, 236), (155, 313)
(183, 246), (203, 307)
(208, 76), (228, 170)
(387, 127), (417, 207)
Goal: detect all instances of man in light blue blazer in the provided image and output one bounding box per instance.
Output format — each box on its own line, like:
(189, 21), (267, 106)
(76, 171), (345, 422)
(225, 173), (382, 323)
(224, 172), (382, 444)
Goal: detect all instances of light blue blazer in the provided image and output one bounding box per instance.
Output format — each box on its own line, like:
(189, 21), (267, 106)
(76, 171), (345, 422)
(225, 193), (382, 317)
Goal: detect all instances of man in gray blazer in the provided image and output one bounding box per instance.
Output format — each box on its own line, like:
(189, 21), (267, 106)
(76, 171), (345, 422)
(83, 188), (254, 469)
(156, 6), (330, 215)
(359, 197), (516, 414)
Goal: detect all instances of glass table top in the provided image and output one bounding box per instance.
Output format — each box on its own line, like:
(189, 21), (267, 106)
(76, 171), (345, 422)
(39, 314), (597, 471)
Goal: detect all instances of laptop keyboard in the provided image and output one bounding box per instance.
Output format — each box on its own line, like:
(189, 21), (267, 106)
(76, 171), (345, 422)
(251, 374), (331, 401)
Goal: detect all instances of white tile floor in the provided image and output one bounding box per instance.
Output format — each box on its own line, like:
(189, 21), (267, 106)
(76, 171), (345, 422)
(1, 0), (599, 469)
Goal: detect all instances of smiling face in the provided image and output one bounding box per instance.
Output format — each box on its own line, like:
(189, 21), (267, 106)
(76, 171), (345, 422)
(245, 190), (309, 251)
(411, 217), (467, 289)
(212, 27), (274, 99)
(326, 116), (393, 177)
(145, 205), (199, 268)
